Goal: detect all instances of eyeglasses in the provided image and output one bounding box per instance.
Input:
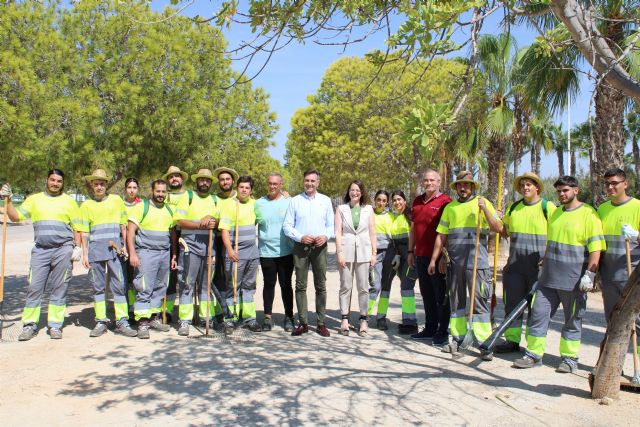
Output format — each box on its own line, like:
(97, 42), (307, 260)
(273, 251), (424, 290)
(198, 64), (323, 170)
(604, 181), (624, 187)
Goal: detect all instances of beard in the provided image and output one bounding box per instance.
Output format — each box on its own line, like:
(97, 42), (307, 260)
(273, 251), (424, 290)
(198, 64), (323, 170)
(153, 195), (165, 204)
(169, 181), (182, 191)
(197, 183), (211, 193)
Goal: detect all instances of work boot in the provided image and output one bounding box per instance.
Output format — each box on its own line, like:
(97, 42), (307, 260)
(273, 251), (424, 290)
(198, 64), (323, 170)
(245, 320), (262, 332)
(441, 340), (459, 354)
(137, 321), (150, 339)
(556, 357), (578, 373)
(261, 316), (273, 331)
(149, 319), (171, 332)
(513, 354), (542, 369)
(90, 321), (109, 338)
(223, 320), (236, 336)
(411, 328), (435, 340)
(480, 350), (494, 361)
(283, 316), (295, 332)
(48, 327), (62, 340)
(376, 318), (388, 331)
(494, 340), (521, 354)
(115, 320), (137, 337)
(18, 324), (37, 341)
(178, 321), (190, 337)
(398, 324), (419, 335)
(199, 317), (214, 328)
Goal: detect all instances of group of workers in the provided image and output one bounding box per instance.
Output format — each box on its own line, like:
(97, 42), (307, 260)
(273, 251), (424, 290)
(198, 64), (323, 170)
(2, 164), (639, 374)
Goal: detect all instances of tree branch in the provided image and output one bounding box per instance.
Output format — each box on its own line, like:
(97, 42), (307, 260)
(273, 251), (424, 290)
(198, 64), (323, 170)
(549, 0), (640, 101)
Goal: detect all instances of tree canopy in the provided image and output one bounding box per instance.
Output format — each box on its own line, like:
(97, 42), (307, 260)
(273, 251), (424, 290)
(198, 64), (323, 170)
(0, 0), (281, 195)
(286, 56), (485, 196)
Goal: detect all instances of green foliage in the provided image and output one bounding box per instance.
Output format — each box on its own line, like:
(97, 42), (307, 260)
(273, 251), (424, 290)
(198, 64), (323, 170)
(397, 96), (455, 155)
(0, 0), (280, 196)
(285, 56), (485, 196)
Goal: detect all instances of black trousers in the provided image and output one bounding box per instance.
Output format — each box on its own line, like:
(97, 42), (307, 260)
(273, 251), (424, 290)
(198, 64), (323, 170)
(260, 255), (294, 318)
(416, 255), (450, 337)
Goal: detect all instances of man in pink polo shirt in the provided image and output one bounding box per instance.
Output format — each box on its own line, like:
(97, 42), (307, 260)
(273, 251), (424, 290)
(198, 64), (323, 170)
(408, 169), (452, 346)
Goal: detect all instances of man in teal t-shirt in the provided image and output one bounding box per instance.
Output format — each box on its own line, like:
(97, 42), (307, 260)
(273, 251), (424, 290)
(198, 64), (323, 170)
(255, 173), (295, 331)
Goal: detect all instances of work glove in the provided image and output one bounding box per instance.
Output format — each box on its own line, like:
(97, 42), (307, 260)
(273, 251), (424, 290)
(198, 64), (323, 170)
(391, 254), (401, 271)
(579, 270), (595, 292)
(71, 246), (82, 262)
(0, 183), (12, 198)
(622, 224), (640, 241)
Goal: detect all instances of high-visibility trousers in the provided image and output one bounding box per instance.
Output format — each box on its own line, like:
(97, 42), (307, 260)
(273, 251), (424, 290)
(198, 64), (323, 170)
(133, 248), (170, 321)
(22, 245), (73, 329)
(90, 256), (127, 322)
(525, 286), (586, 359)
(447, 262), (492, 344)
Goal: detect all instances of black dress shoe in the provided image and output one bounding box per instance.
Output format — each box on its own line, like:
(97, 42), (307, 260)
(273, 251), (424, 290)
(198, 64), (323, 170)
(398, 324), (419, 335)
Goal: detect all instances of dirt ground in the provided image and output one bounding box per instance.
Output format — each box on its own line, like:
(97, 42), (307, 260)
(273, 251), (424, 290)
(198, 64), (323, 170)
(0, 224), (638, 426)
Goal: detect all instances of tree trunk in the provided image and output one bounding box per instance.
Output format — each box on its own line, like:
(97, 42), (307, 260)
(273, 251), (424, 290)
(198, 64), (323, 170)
(593, 83), (625, 205)
(512, 96), (525, 182)
(633, 138), (640, 195)
(556, 148), (565, 176)
(534, 142), (541, 176)
(485, 137), (506, 205)
(592, 17), (626, 206)
(570, 147), (577, 176)
(592, 265), (640, 399)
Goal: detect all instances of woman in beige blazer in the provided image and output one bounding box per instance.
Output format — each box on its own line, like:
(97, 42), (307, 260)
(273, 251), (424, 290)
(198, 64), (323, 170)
(335, 180), (377, 336)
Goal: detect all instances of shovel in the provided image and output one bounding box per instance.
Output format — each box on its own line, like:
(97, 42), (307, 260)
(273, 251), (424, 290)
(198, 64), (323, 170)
(460, 204), (483, 350)
(625, 239), (640, 385)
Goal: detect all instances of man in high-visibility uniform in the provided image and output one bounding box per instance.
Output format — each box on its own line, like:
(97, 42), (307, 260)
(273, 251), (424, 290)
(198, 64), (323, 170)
(123, 177), (141, 319)
(127, 179), (177, 339)
(367, 190), (395, 330)
(163, 165), (190, 322)
(597, 168), (640, 354)
(429, 171), (502, 360)
(494, 172), (556, 353)
(79, 169), (136, 338)
(212, 167), (239, 324)
(173, 169), (220, 336)
(2, 169), (83, 340)
(219, 176), (262, 333)
(514, 175), (604, 372)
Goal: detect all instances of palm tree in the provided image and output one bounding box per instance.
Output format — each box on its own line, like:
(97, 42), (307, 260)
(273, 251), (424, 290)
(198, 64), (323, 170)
(626, 111), (640, 195)
(516, 5), (639, 205)
(476, 33), (517, 206)
(527, 112), (555, 177)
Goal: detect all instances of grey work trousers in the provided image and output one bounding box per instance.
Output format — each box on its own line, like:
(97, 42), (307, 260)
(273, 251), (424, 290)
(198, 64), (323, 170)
(601, 280), (640, 335)
(223, 256), (259, 323)
(22, 245), (73, 329)
(133, 248), (170, 321)
(90, 257), (127, 322)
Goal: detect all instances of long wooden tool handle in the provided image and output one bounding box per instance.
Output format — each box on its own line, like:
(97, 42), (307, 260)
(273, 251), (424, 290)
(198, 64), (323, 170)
(491, 163), (503, 311)
(468, 205), (483, 323)
(626, 239), (639, 373)
(233, 201), (240, 312)
(206, 228), (213, 334)
(0, 195), (7, 302)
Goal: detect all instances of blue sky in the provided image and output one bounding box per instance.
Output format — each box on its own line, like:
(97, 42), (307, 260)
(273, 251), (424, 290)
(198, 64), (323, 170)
(152, 1), (593, 178)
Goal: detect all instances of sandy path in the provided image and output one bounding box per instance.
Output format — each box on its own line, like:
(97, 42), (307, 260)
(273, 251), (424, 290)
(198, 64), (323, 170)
(0, 225), (637, 426)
